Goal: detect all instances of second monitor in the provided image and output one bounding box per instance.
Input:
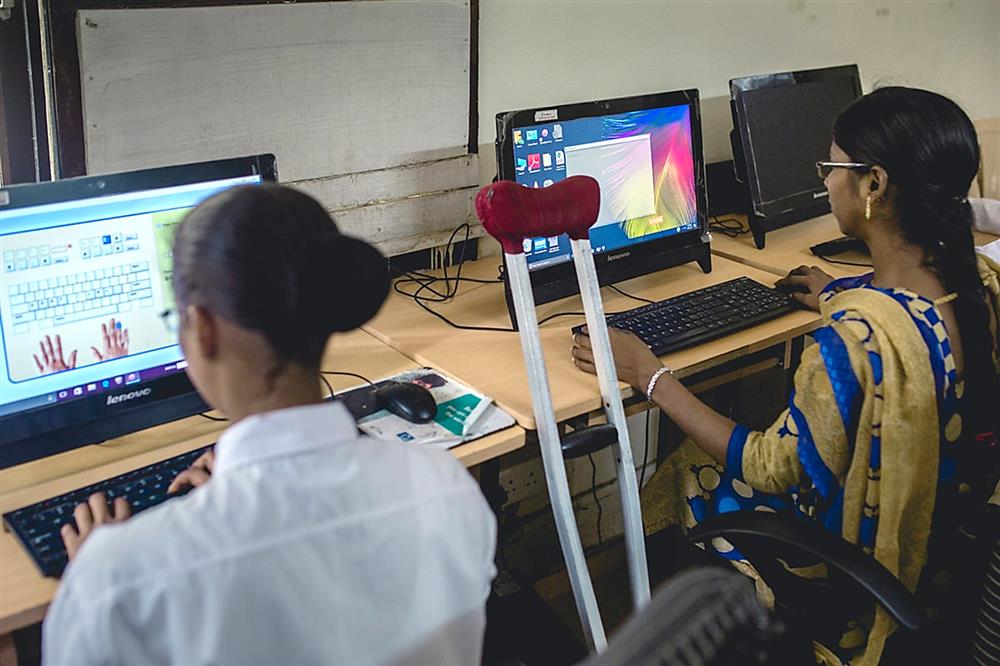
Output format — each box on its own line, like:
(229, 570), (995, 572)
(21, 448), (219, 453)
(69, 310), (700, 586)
(495, 89), (711, 314)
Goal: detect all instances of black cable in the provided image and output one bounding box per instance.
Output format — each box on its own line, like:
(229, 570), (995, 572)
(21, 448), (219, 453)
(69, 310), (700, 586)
(588, 452), (604, 545)
(198, 413), (228, 422)
(607, 283), (655, 305)
(321, 370), (376, 387)
(639, 410), (651, 490)
(319, 373), (335, 400)
(708, 216), (748, 238)
(817, 255), (873, 268)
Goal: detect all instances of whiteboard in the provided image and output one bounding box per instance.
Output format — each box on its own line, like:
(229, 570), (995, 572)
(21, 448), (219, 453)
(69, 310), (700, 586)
(79, 1), (479, 252)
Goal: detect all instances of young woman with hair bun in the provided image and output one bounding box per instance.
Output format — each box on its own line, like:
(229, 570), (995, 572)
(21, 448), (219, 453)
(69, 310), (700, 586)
(44, 185), (497, 665)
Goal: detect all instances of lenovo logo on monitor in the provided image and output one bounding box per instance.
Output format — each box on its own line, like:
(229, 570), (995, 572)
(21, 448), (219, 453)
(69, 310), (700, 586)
(606, 251), (631, 262)
(107, 388), (152, 406)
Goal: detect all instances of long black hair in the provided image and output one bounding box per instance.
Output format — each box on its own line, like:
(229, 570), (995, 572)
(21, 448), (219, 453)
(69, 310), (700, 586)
(834, 86), (997, 436)
(172, 184), (389, 370)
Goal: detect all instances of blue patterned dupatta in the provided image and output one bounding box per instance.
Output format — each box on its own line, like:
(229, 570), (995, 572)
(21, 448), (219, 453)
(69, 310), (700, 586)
(640, 256), (1000, 665)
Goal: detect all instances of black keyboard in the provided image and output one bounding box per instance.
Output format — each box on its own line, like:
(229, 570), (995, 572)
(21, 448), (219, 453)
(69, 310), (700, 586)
(574, 277), (796, 355)
(3, 445), (212, 578)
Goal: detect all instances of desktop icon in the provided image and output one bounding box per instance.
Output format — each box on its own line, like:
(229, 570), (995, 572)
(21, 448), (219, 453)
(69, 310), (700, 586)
(547, 236), (560, 248)
(516, 157), (528, 171)
(114, 376), (124, 385)
(58, 390), (68, 399)
(542, 153), (552, 168)
(522, 238), (533, 253)
(533, 182), (540, 188)
(527, 154), (541, 171)
(102, 380), (110, 388)
(125, 372), (140, 384)
(513, 129), (524, 145)
(72, 387), (83, 396)
(552, 124), (563, 140)
(87, 383), (97, 392)
(525, 129), (538, 143)
(555, 150), (565, 166)
(541, 128), (549, 139)
(542, 179), (554, 187)
(533, 238), (548, 251)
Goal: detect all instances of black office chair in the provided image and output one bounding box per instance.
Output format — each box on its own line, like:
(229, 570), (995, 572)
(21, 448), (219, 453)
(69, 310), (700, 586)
(581, 567), (812, 666)
(687, 504), (1000, 665)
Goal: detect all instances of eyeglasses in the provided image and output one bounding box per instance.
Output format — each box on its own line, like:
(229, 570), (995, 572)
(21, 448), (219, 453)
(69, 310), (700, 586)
(815, 161), (871, 180)
(160, 308), (180, 334)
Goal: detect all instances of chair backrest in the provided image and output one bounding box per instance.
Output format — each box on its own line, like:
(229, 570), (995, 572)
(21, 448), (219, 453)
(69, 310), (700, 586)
(581, 567), (811, 666)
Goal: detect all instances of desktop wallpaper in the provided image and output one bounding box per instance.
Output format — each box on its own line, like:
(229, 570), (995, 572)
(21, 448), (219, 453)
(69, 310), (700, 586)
(603, 106), (697, 239)
(512, 103), (699, 270)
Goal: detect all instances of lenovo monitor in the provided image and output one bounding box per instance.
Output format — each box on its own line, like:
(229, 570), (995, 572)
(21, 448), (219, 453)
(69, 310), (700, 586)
(730, 64), (862, 248)
(0, 154), (278, 467)
(495, 89), (711, 315)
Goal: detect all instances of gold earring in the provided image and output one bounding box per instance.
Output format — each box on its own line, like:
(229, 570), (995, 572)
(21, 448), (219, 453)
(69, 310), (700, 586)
(865, 194), (872, 221)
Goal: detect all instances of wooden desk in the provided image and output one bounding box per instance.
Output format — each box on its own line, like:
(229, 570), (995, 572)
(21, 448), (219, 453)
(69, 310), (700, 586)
(710, 214), (870, 279)
(711, 213), (1000, 278)
(0, 329), (524, 636)
(365, 255), (821, 430)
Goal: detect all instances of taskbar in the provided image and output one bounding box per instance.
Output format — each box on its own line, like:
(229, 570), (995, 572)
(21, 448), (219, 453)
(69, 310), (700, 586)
(0, 360), (188, 417)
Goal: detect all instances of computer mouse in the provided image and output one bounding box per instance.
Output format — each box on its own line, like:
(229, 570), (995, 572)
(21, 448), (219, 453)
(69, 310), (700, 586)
(374, 382), (438, 424)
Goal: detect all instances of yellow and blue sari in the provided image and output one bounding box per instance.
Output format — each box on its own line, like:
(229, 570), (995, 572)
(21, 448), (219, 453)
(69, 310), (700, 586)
(641, 256), (1000, 665)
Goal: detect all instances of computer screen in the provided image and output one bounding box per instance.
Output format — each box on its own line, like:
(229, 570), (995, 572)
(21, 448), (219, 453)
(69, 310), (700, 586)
(509, 104), (701, 271)
(730, 64), (861, 220)
(0, 154), (277, 467)
(496, 89), (710, 309)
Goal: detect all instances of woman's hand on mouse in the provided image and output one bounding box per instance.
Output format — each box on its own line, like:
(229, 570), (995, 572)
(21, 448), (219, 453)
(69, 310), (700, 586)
(168, 449), (215, 494)
(60, 492), (131, 561)
(774, 265), (834, 312)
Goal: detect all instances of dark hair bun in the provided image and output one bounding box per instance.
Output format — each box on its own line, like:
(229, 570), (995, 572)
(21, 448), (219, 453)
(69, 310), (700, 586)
(315, 234), (390, 333)
(172, 184), (390, 368)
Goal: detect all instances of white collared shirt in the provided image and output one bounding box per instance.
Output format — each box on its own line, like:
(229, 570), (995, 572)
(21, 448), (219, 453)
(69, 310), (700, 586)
(43, 402), (497, 665)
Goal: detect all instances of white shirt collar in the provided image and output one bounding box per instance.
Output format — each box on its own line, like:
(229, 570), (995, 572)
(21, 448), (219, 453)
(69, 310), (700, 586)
(213, 401), (359, 476)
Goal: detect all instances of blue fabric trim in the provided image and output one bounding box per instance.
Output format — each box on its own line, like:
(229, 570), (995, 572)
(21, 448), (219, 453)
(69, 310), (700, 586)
(790, 393), (839, 499)
(813, 326), (863, 442)
(869, 435), (881, 471)
(822, 488), (845, 533)
(871, 289), (948, 409)
(726, 424), (751, 481)
(859, 515), (878, 548)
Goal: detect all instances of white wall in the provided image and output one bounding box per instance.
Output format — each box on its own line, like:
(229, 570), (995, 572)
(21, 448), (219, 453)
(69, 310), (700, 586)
(478, 0), (1000, 171)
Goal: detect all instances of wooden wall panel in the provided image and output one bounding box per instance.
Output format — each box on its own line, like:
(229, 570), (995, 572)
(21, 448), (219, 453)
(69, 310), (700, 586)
(77, 1), (478, 252)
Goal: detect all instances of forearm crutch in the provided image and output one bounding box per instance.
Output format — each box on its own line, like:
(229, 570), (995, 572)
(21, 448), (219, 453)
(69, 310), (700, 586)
(475, 176), (650, 652)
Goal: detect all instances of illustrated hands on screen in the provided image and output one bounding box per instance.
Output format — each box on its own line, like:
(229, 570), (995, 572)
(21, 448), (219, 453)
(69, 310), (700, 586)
(33, 319), (130, 376)
(33, 335), (77, 374)
(91, 318), (130, 361)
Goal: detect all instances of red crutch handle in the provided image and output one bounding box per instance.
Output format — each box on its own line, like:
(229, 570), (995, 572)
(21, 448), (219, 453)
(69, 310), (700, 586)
(474, 176), (601, 254)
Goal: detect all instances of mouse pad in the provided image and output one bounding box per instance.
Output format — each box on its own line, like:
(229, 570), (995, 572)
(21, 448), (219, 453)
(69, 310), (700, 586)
(336, 369), (515, 449)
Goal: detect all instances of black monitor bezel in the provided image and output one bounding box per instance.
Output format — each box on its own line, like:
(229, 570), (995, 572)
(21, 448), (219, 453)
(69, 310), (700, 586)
(730, 64), (861, 222)
(0, 153), (277, 468)
(495, 89), (710, 309)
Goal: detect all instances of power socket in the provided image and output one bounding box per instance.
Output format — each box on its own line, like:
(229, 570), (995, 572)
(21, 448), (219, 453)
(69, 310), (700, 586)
(499, 456), (546, 505)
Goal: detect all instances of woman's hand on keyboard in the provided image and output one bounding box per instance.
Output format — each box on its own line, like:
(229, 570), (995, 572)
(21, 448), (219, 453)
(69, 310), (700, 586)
(168, 449), (215, 494)
(572, 326), (663, 392)
(91, 318), (130, 361)
(60, 492), (132, 561)
(33, 334), (77, 375)
(774, 265), (834, 312)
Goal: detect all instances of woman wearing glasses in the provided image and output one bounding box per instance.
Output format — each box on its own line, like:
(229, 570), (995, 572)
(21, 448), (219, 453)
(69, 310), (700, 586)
(574, 87), (1000, 664)
(43, 185), (497, 665)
